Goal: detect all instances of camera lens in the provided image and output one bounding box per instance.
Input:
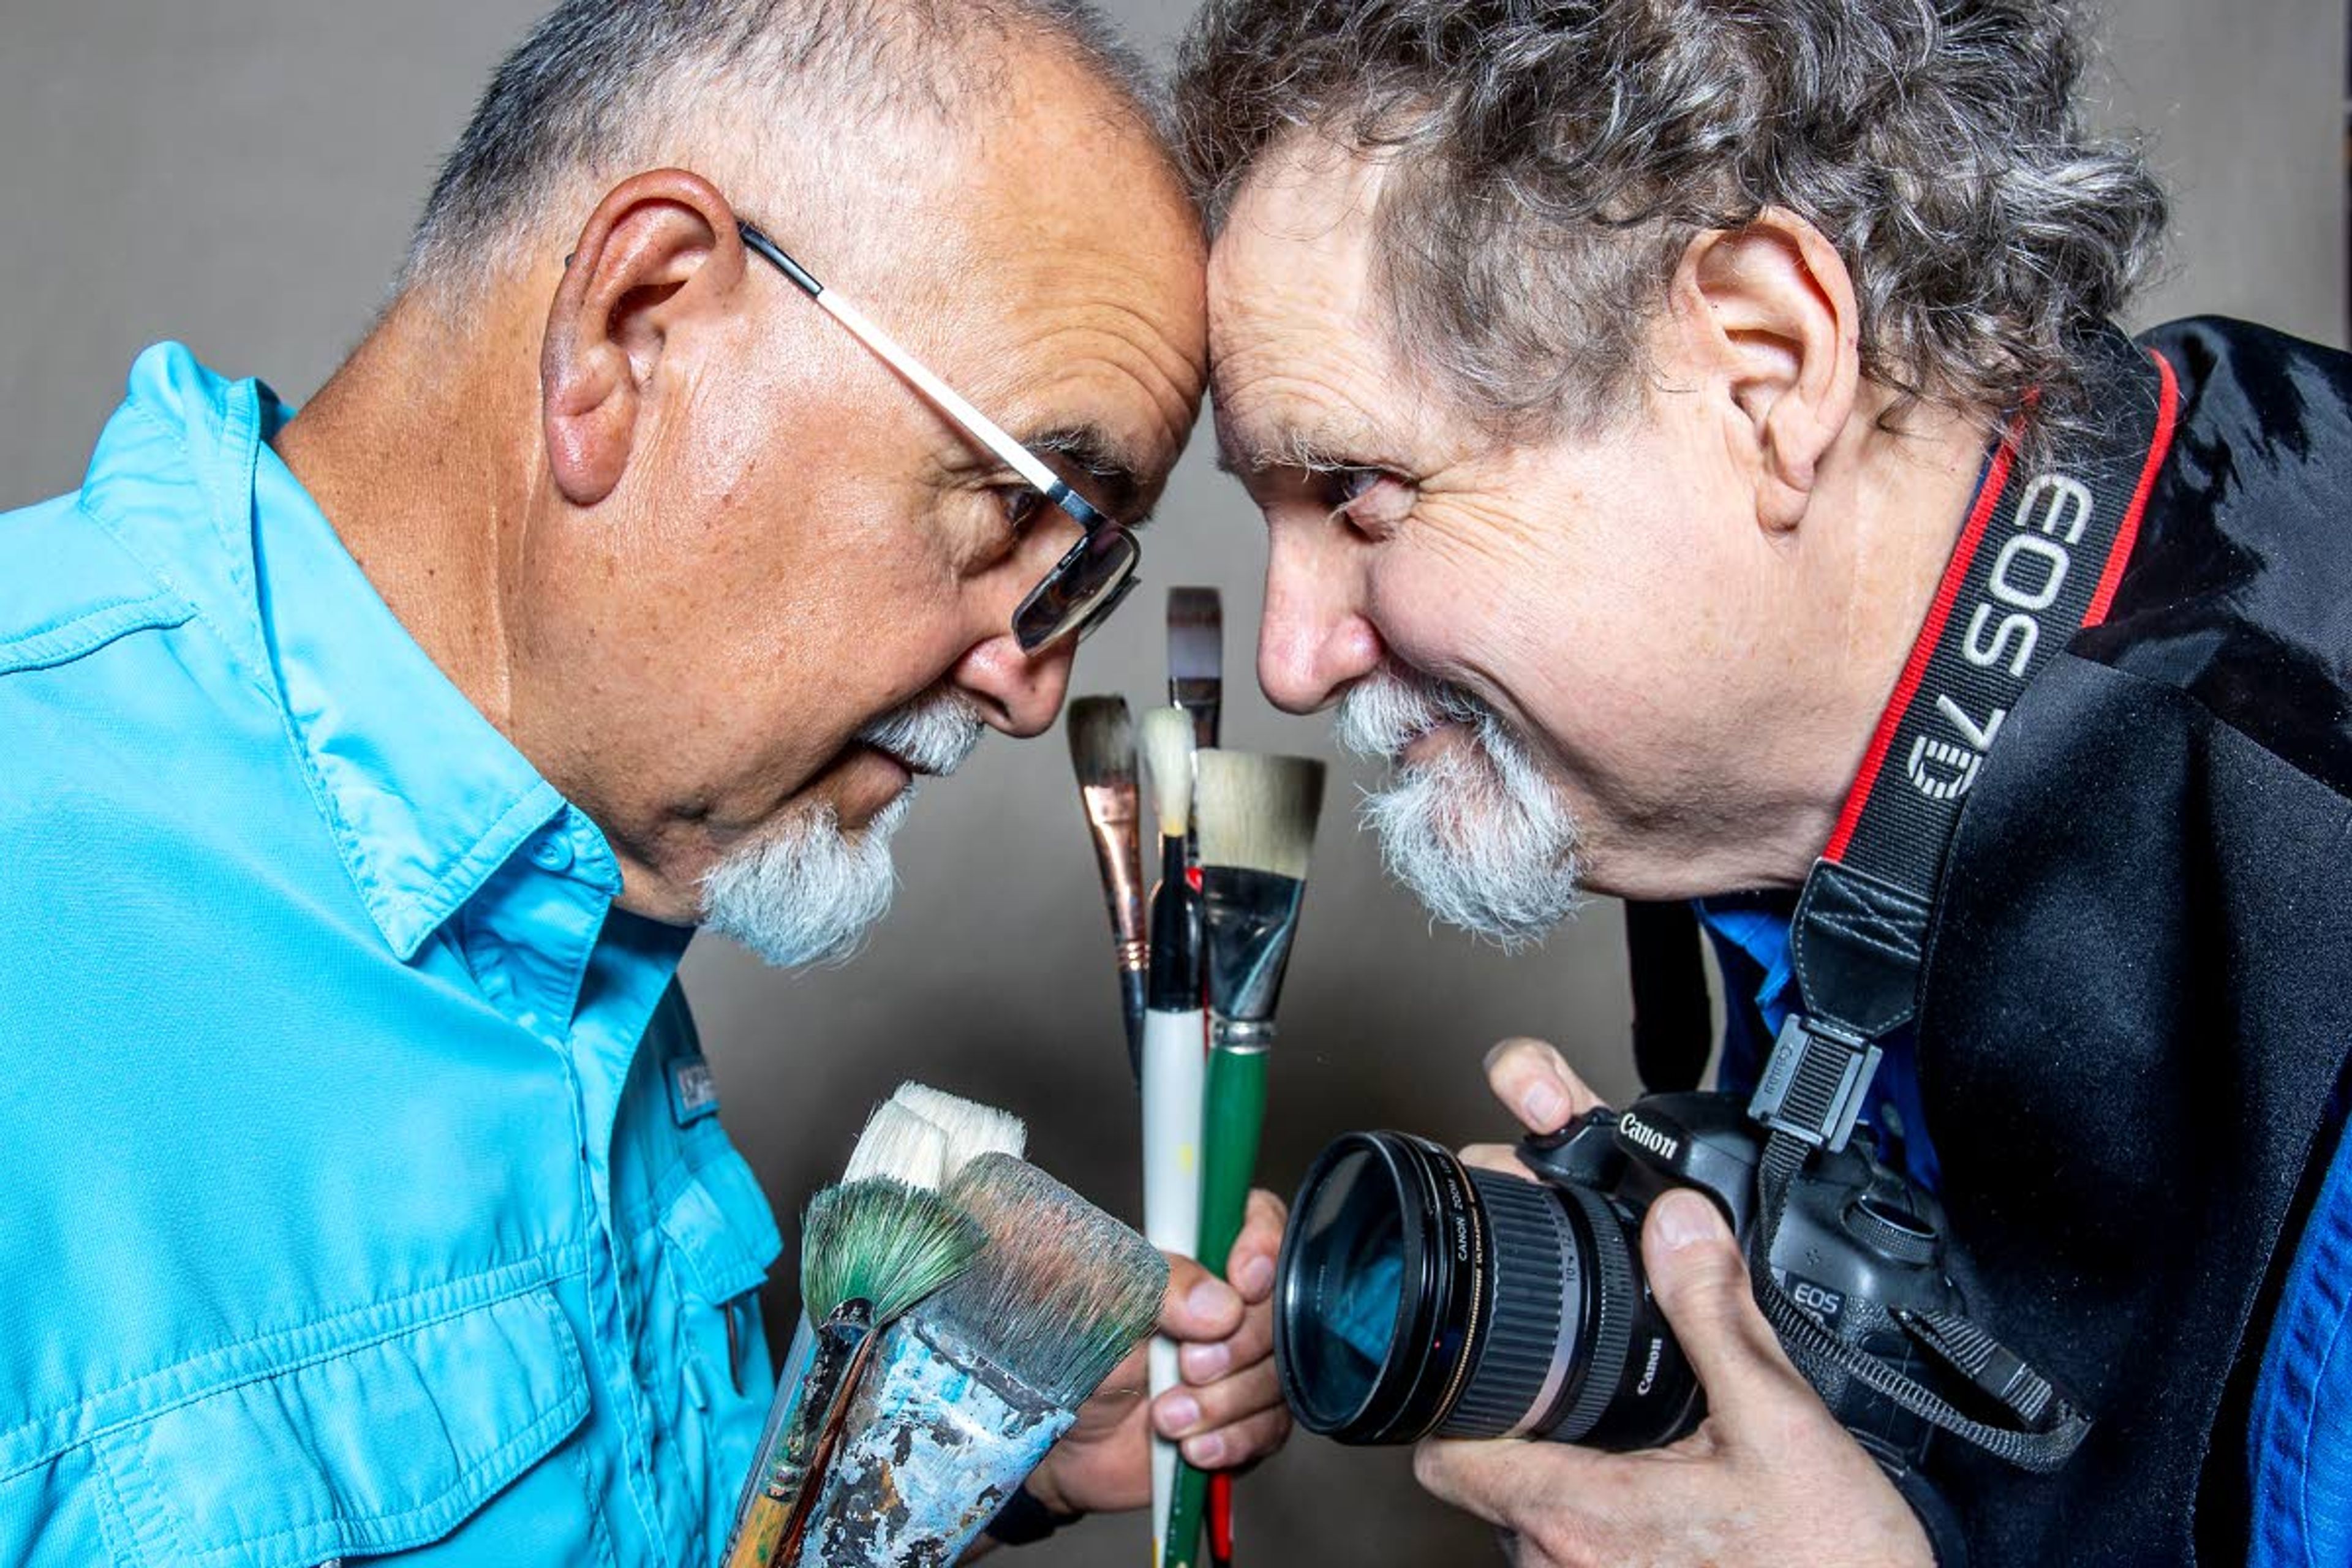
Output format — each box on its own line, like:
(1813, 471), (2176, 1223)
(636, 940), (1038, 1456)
(1275, 1131), (1698, 1447)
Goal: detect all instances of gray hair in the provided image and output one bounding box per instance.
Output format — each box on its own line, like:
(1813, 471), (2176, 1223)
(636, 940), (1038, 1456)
(1175, 0), (2167, 441)
(404, 0), (1161, 306)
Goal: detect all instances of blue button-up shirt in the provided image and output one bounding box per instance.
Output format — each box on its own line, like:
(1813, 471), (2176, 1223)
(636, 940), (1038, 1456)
(0, 345), (780, 1567)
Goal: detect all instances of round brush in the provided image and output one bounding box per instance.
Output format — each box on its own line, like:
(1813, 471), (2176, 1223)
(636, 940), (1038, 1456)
(1139, 705), (1206, 1553)
(1068, 695), (1149, 1078)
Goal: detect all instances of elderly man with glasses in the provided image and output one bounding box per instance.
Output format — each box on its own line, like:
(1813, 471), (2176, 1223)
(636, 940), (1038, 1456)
(0, 3), (1286, 1565)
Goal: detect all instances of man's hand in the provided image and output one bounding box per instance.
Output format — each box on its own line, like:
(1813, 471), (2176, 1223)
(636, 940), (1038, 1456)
(1416, 1040), (1932, 1568)
(1024, 1188), (1291, 1517)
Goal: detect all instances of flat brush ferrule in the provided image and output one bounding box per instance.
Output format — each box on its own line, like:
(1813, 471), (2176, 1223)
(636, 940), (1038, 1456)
(1199, 866), (1308, 1029)
(1170, 682), (1221, 752)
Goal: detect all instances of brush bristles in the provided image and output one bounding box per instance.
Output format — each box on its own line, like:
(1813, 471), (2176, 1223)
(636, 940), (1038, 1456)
(1166, 587), (1223, 681)
(1066, 696), (1136, 790)
(801, 1178), (984, 1324)
(890, 1082), (1027, 1172)
(1194, 751), (1327, 881)
(1138, 706), (1196, 840)
(843, 1100), (949, 1189)
(929, 1153), (1169, 1408)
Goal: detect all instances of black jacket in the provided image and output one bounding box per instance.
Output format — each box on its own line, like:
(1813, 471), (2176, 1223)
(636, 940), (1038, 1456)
(1917, 318), (2352, 1564)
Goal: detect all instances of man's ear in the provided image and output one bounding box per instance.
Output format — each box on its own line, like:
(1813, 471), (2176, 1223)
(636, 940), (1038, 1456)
(541, 169), (748, 507)
(1675, 211), (1860, 532)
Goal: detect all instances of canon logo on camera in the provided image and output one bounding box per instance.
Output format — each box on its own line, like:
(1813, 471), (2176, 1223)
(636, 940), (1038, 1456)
(1617, 1110), (1682, 1164)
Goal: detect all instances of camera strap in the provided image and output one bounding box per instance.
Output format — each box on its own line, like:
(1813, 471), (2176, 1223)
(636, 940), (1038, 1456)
(1743, 329), (2180, 1472)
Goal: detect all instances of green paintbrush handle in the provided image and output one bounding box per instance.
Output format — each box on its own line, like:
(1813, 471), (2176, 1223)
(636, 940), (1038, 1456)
(1162, 1045), (1267, 1568)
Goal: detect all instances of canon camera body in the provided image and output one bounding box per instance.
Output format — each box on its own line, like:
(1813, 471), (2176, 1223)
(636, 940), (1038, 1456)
(1272, 1090), (1967, 1471)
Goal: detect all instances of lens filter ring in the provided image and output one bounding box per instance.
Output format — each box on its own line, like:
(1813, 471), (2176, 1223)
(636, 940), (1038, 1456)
(1548, 1183), (1635, 1442)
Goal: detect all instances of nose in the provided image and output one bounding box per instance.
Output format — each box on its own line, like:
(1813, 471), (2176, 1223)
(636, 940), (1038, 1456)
(953, 629), (1076, 738)
(1258, 524), (1382, 714)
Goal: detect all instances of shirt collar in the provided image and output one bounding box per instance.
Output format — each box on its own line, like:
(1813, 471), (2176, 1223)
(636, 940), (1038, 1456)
(86, 342), (594, 959)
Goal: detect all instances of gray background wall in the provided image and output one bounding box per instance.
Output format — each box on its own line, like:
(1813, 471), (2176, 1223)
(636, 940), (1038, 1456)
(2, 1), (2340, 1561)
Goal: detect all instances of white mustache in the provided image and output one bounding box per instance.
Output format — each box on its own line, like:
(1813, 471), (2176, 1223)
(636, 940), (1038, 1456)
(856, 685), (984, 777)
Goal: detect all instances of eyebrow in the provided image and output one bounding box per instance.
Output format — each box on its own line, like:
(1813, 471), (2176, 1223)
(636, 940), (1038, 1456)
(1213, 405), (1382, 481)
(1026, 425), (1153, 527)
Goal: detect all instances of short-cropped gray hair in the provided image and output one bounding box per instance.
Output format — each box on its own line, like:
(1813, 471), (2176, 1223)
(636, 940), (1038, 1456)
(404, 0), (1158, 307)
(1176, 0), (2166, 441)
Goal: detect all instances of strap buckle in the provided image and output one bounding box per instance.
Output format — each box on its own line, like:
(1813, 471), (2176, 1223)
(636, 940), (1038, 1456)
(1748, 1013), (1883, 1153)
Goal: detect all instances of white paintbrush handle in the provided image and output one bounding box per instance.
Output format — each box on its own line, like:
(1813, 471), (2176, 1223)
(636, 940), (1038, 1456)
(1141, 1005), (1207, 1564)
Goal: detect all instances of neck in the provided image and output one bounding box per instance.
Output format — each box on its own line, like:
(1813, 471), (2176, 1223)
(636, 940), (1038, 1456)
(1789, 393), (1998, 872)
(273, 292), (538, 741)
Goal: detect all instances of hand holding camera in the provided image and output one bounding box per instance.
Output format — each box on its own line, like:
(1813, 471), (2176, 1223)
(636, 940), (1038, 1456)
(1354, 1041), (1934, 1568)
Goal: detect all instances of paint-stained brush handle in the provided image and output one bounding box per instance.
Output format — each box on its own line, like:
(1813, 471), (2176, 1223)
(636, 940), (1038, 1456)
(722, 1313), (874, 1568)
(1161, 1046), (1268, 1568)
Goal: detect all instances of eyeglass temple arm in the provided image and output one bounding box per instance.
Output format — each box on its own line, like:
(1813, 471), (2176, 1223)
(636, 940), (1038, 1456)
(736, 222), (1100, 528)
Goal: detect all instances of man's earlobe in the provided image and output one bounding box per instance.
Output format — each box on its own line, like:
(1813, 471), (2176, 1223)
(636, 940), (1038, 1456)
(1683, 213), (1860, 532)
(539, 169), (745, 508)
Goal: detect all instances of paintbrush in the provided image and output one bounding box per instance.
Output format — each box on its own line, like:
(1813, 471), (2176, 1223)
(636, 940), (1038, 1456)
(1068, 695), (1150, 1080)
(791, 1153), (1169, 1566)
(1163, 751), (1327, 1568)
(748, 1096), (956, 1499)
(721, 1177), (982, 1568)
(890, 1080), (1027, 1175)
(1167, 589), (1224, 754)
(1138, 706), (1205, 1553)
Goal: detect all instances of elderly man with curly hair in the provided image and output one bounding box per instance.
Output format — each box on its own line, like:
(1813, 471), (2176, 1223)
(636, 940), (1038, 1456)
(1179, 1), (2352, 1564)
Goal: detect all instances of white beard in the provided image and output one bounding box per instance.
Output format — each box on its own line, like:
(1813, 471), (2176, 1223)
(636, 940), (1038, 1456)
(1337, 666), (1586, 949)
(698, 684), (982, 968)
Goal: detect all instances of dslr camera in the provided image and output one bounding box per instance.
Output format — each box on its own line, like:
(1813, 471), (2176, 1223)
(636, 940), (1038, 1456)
(1272, 1090), (1964, 1469)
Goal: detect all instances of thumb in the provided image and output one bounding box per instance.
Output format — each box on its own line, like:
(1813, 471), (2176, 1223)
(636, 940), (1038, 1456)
(1641, 1189), (1811, 1434)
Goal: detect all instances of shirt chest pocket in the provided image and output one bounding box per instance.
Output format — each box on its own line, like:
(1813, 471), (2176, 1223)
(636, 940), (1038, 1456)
(92, 1284), (595, 1568)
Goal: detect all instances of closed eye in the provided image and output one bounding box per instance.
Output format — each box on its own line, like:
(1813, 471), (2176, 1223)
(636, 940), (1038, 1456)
(1319, 466), (1414, 536)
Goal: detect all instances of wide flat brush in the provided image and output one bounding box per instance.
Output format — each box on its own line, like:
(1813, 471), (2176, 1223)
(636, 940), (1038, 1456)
(889, 1080), (1028, 1175)
(1068, 695), (1149, 1079)
(1163, 752), (1327, 1568)
(792, 1153), (1169, 1566)
(722, 1177), (982, 1568)
(1138, 706), (1205, 1555)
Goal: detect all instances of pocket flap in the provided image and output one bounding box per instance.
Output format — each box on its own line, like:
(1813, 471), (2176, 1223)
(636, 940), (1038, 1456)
(660, 1145), (783, 1305)
(100, 1284), (590, 1568)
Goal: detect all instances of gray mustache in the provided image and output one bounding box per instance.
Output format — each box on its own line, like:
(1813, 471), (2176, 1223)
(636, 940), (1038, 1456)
(856, 685), (984, 777)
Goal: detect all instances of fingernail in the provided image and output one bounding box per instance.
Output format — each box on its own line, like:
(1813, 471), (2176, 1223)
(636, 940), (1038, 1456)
(1158, 1394), (1201, 1435)
(1182, 1341), (1231, 1381)
(1237, 1255), (1275, 1296)
(1653, 1190), (1721, 1250)
(1522, 1080), (1569, 1129)
(1185, 1432), (1227, 1466)
(1189, 1279), (1237, 1319)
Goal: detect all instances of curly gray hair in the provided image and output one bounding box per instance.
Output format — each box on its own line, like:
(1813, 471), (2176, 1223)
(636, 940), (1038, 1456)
(1175, 0), (2168, 440)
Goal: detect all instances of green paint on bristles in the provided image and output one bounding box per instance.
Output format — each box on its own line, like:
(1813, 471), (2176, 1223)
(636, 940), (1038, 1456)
(800, 1178), (984, 1325)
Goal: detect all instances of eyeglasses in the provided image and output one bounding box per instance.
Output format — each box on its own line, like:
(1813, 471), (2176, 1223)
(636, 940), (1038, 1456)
(736, 221), (1142, 652)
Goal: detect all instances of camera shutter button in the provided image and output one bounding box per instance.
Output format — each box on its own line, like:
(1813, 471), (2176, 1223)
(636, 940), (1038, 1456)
(1843, 1196), (1938, 1265)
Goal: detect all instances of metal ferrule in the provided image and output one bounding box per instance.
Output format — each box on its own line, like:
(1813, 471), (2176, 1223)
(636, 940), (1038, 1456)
(1200, 866), (1307, 1031)
(1208, 1017), (1277, 1054)
(1147, 837), (1202, 1012)
(1170, 682), (1221, 752)
(1077, 784), (1147, 959)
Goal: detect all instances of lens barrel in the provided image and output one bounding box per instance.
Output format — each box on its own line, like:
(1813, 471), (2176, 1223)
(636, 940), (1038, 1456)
(1275, 1131), (1698, 1447)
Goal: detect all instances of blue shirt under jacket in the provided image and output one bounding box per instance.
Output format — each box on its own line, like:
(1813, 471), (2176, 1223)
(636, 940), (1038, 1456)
(1697, 900), (2352, 1566)
(0, 345), (780, 1568)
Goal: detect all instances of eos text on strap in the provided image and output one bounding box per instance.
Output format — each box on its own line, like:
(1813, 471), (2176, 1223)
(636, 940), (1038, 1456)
(1749, 328), (2181, 1474)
